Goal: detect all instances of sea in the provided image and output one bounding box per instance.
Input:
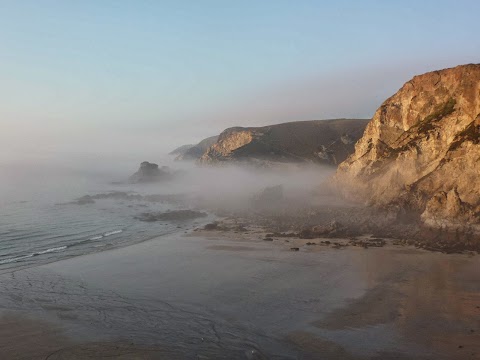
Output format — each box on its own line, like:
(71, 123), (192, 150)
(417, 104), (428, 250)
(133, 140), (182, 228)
(0, 159), (209, 273)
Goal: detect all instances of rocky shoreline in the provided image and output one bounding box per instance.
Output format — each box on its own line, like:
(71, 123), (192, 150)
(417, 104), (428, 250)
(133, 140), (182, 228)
(167, 64), (480, 248)
(196, 205), (480, 254)
(67, 185), (480, 254)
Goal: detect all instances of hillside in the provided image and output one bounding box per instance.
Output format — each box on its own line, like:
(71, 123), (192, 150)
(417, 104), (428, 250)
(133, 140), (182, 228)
(169, 144), (194, 156)
(174, 135), (218, 161)
(199, 119), (369, 166)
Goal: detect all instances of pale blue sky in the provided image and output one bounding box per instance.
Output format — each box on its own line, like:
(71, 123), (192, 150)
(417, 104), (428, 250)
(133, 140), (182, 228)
(1, 0), (479, 162)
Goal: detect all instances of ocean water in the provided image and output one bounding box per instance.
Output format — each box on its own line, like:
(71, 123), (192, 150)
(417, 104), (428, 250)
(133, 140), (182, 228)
(0, 162), (206, 272)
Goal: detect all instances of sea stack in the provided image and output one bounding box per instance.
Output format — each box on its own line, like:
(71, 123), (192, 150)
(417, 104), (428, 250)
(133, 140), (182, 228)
(129, 161), (173, 183)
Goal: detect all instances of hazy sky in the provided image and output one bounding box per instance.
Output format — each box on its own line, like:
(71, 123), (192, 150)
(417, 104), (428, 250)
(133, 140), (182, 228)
(1, 0), (479, 164)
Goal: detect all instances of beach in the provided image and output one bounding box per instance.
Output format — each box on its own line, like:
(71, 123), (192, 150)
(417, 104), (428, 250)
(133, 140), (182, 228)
(1, 227), (479, 359)
(1, 2), (479, 359)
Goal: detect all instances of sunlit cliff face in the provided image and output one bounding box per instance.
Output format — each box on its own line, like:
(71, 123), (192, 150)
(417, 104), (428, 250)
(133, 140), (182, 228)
(335, 64), (480, 228)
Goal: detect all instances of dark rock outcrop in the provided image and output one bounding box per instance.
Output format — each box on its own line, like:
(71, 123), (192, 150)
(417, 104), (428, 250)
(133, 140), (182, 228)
(199, 119), (368, 166)
(129, 162), (174, 183)
(135, 210), (208, 222)
(70, 191), (188, 205)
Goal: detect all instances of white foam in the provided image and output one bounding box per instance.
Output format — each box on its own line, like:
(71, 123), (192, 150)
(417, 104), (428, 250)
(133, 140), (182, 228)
(103, 230), (123, 237)
(0, 254), (33, 265)
(36, 246), (67, 255)
(0, 245), (67, 265)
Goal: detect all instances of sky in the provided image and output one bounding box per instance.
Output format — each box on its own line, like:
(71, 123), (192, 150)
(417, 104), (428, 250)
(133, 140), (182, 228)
(0, 0), (479, 165)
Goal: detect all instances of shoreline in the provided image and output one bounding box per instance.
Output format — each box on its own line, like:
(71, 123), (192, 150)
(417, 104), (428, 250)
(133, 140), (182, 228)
(4, 184), (476, 279)
(194, 213), (480, 255)
(0, 211), (214, 276)
(0, 228), (479, 359)
(0, 230), (178, 276)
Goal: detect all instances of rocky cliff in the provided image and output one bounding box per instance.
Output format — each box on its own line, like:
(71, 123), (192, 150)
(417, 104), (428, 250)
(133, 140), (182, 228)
(335, 64), (480, 229)
(169, 144), (195, 156)
(174, 135), (218, 161)
(199, 119), (368, 166)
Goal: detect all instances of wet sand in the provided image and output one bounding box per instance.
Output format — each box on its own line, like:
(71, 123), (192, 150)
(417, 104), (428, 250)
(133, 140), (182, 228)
(0, 229), (479, 359)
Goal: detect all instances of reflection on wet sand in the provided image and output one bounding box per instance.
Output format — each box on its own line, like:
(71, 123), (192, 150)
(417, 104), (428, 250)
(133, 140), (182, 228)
(310, 249), (480, 359)
(0, 234), (479, 359)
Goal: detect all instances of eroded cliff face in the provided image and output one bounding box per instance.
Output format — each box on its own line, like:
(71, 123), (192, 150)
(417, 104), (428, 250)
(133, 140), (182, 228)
(200, 119), (369, 166)
(335, 64), (480, 228)
(200, 128), (256, 162)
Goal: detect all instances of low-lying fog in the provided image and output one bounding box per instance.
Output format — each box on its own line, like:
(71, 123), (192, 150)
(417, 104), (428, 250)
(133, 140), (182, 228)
(160, 160), (336, 212)
(0, 152), (344, 217)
